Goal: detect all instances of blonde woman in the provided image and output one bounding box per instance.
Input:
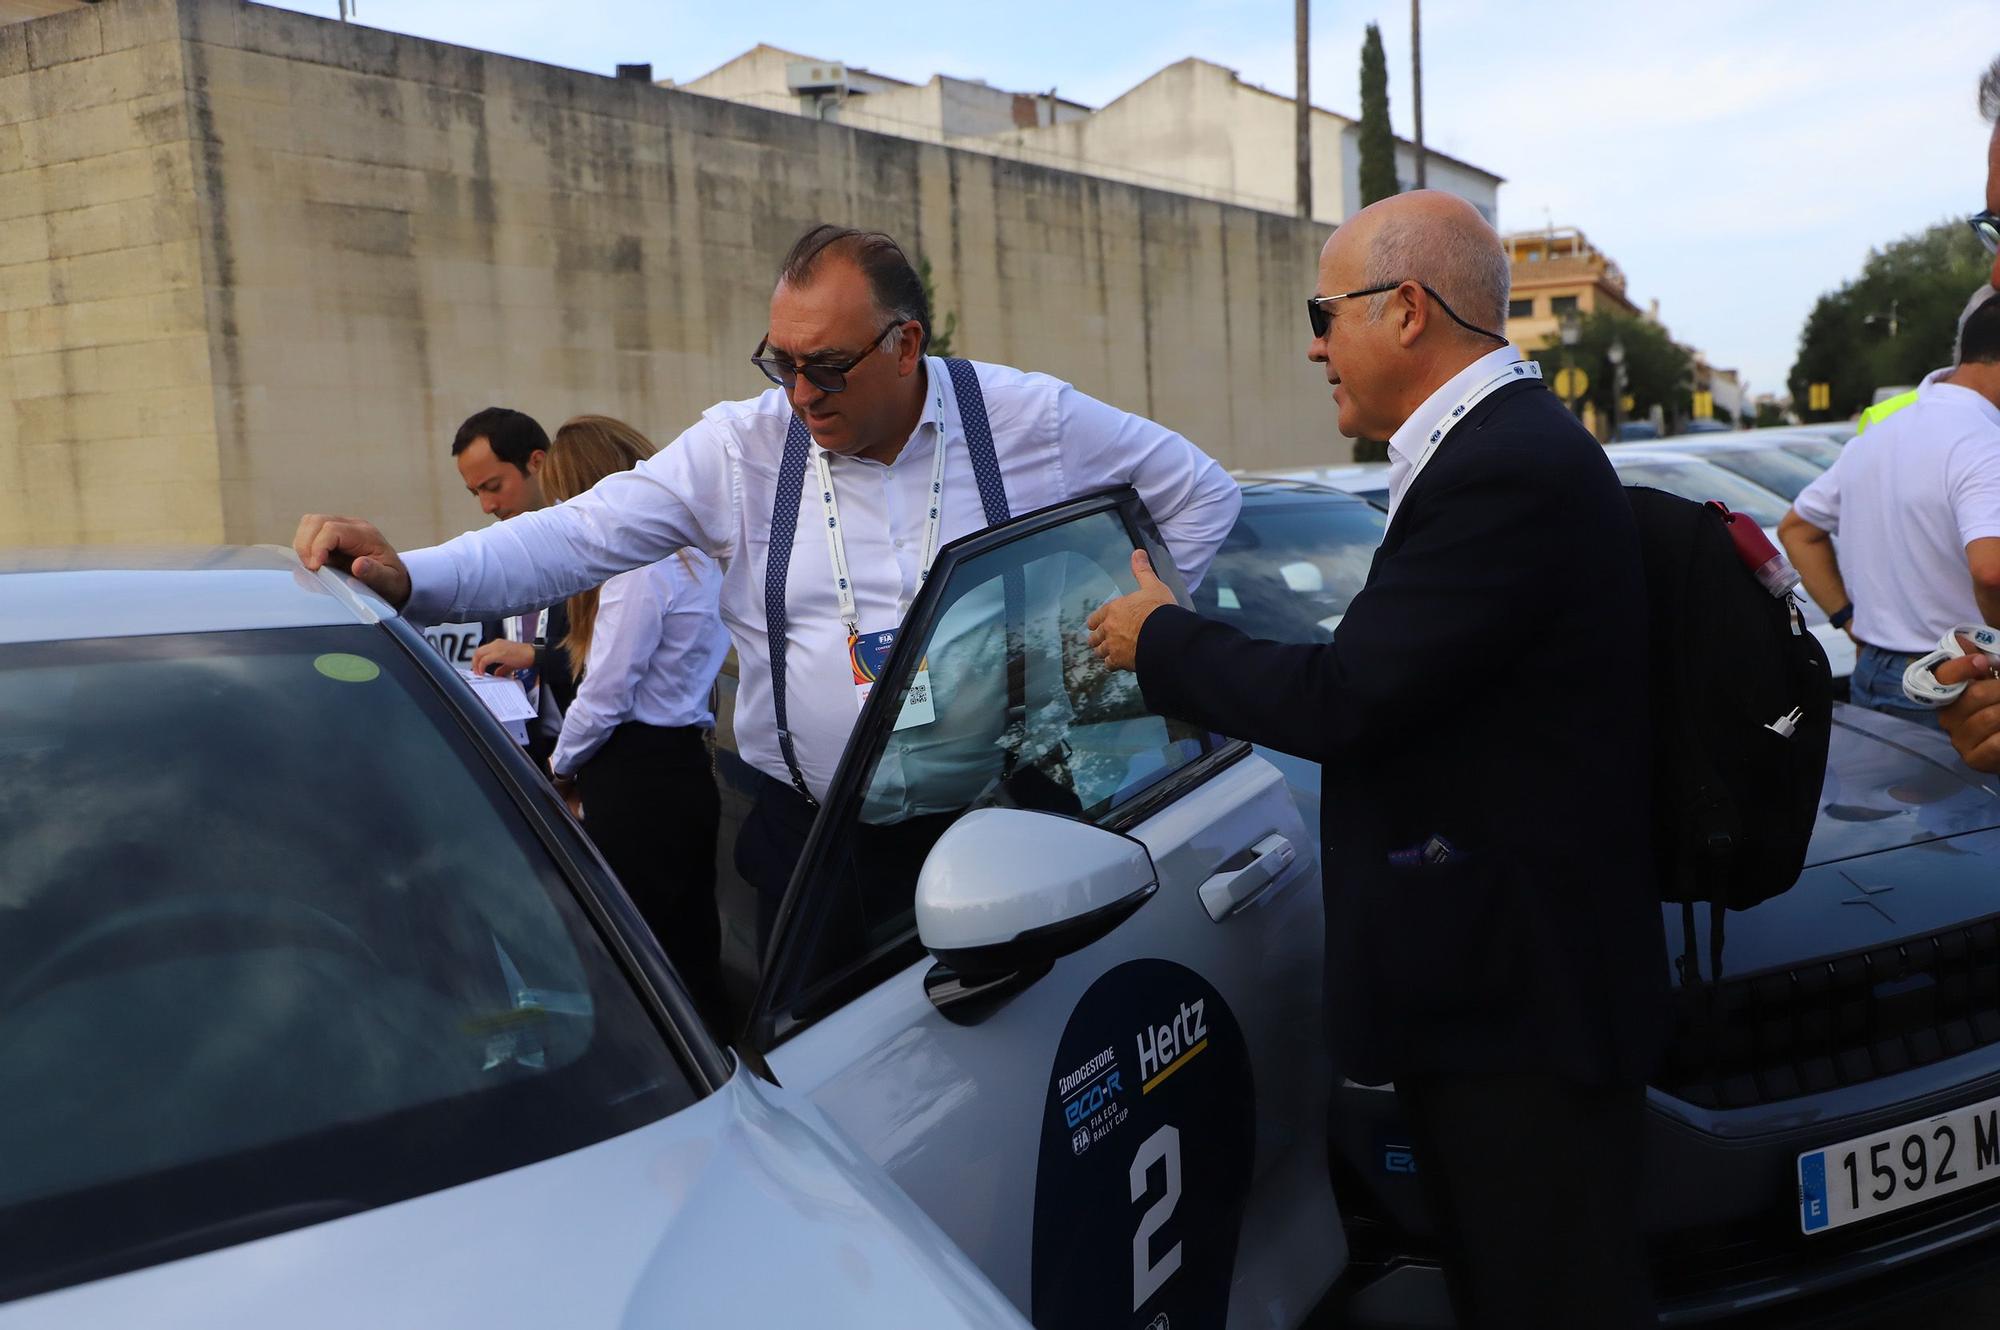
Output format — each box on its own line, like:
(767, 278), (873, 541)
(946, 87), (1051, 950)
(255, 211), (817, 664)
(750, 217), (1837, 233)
(544, 415), (730, 1025)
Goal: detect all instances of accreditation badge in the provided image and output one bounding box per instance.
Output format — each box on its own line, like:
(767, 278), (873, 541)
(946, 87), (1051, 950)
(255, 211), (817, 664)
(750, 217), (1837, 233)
(850, 628), (936, 730)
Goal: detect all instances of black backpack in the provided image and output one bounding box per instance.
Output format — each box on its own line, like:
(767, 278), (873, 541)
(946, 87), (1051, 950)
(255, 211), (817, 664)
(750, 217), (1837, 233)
(1626, 486), (1833, 984)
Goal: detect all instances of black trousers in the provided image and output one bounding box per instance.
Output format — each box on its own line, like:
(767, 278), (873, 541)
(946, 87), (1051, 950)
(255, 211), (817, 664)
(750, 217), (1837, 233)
(733, 770), (959, 965)
(1396, 1073), (1656, 1330)
(575, 722), (726, 1029)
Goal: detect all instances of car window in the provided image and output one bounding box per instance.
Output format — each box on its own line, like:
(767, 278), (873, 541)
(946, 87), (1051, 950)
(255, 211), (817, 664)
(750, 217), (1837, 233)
(1782, 440), (1842, 469)
(0, 627), (695, 1301)
(776, 507), (1219, 1009)
(1699, 448), (1825, 502)
(1193, 497), (1387, 645)
(1612, 460), (1791, 526)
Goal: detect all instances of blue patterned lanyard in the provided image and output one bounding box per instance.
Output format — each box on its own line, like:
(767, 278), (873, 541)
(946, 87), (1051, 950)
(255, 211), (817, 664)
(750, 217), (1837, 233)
(764, 358), (1012, 803)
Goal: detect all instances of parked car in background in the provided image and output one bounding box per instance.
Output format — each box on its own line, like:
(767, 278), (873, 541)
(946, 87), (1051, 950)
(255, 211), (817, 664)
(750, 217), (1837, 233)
(1785, 421), (1862, 447)
(0, 550), (1035, 1329)
(1604, 447), (1855, 683)
(1617, 420), (1664, 441)
(1191, 485), (2000, 1328)
(1612, 434), (1831, 503)
(1674, 418), (1733, 435)
(1247, 461), (1392, 510)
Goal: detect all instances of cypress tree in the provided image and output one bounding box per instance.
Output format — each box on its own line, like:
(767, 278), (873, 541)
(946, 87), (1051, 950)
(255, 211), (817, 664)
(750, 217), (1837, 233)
(1358, 22), (1399, 206)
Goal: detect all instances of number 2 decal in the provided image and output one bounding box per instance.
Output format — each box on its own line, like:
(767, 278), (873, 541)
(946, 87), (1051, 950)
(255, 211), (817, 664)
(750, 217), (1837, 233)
(1130, 1123), (1183, 1311)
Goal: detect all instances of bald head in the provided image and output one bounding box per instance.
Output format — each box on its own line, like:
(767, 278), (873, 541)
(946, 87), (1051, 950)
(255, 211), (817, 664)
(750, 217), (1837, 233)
(1326, 191), (1510, 337)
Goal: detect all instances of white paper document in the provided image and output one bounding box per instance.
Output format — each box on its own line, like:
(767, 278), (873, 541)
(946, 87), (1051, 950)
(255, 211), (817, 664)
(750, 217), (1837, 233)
(458, 668), (538, 723)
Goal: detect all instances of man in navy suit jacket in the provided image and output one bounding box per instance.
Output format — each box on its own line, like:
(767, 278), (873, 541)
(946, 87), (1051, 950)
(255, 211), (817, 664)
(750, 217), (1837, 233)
(1090, 191), (1667, 1328)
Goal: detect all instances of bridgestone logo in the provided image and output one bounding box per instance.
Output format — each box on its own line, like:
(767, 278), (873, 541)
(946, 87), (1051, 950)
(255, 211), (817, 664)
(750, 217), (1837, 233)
(1059, 1047), (1116, 1098)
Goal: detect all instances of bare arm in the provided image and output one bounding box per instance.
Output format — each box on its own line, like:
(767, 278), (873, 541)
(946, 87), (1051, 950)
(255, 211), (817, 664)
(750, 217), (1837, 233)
(1969, 537), (2000, 628)
(1779, 508), (1848, 622)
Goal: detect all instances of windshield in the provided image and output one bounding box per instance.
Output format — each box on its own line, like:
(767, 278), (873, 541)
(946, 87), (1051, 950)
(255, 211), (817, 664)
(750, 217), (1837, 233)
(1782, 439), (1842, 469)
(1698, 447), (1827, 502)
(0, 627), (694, 1301)
(1611, 459), (1791, 527)
(1194, 496), (1389, 644)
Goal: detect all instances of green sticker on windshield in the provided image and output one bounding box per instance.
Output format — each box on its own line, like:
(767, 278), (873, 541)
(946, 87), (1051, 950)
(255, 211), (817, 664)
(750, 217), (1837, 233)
(314, 653), (380, 683)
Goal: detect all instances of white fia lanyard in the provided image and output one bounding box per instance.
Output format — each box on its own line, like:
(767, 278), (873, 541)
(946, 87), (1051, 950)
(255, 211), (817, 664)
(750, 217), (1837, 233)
(1401, 357), (1542, 496)
(815, 369), (952, 636)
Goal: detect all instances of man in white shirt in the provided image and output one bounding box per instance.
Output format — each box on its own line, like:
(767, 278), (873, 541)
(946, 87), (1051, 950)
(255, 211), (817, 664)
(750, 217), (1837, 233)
(1780, 293), (2000, 728)
(447, 406), (575, 761)
(1929, 55), (2000, 770)
(297, 223), (1239, 922)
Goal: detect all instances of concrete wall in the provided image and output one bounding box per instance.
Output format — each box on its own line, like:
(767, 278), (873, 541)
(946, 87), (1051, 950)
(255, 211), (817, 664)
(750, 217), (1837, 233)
(5, 0), (1347, 551)
(0, 0), (225, 544)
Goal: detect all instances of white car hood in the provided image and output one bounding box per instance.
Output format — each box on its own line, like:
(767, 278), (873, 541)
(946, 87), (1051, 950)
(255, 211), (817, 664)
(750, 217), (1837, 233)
(2, 1066), (1028, 1329)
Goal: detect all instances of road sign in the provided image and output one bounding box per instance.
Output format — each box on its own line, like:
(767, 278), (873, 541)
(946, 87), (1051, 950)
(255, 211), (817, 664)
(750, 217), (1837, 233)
(1693, 389), (1714, 419)
(1553, 367), (1590, 401)
(1808, 382), (1832, 412)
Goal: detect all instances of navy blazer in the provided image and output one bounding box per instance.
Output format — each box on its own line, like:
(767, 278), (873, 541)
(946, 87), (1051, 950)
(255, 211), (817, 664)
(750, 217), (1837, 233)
(1137, 378), (1668, 1088)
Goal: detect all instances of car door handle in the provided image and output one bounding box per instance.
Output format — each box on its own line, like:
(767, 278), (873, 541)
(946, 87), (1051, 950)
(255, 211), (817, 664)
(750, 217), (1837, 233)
(1198, 834), (1297, 922)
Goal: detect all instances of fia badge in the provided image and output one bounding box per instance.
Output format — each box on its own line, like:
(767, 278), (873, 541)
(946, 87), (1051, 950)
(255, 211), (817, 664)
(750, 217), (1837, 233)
(850, 628), (936, 730)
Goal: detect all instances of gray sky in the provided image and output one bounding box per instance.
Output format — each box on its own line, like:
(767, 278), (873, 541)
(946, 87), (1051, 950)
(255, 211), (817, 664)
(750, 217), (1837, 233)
(271, 0), (1996, 397)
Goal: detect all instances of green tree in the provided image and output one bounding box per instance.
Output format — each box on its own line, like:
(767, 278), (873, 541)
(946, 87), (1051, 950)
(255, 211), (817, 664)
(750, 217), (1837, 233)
(918, 255), (958, 358)
(1526, 309), (1693, 429)
(1357, 24), (1398, 207)
(1787, 218), (1989, 420)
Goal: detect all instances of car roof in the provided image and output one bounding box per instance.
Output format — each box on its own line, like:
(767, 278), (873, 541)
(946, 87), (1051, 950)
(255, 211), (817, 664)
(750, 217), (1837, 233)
(1235, 476), (1381, 505)
(1238, 462), (1390, 488)
(0, 546), (397, 646)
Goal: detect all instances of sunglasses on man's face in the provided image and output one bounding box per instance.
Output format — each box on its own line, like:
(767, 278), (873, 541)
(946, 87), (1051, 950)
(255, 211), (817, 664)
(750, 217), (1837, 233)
(1971, 211), (2000, 257)
(750, 319), (906, 394)
(1306, 280), (1510, 343)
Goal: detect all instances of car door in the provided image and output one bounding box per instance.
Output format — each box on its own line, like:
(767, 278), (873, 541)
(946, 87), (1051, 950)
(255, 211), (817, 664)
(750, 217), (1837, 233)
(746, 487), (1344, 1328)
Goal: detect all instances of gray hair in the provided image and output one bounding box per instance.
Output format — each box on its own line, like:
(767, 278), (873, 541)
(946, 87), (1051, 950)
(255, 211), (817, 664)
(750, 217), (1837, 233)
(1983, 55), (2000, 123)
(1362, 216), (1511, 336)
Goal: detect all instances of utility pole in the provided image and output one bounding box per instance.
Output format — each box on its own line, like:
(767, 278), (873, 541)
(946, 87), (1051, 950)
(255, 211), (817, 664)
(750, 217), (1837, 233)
(1295, 0), (1312, 219)
(1411, 0), (1426, 187)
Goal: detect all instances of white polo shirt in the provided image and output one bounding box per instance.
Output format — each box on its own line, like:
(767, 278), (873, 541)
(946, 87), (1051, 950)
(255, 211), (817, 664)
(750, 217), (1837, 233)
(404, 357), (1241, 800)
(1791, 368), (2000, 653)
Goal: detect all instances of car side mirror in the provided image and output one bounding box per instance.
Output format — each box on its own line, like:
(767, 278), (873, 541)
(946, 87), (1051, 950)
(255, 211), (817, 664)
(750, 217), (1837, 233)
(915, 808), (1157, 991)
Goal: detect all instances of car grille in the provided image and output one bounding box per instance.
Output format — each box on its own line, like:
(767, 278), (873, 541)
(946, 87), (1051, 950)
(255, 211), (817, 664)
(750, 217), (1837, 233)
(1659, 915), (2000, 1109)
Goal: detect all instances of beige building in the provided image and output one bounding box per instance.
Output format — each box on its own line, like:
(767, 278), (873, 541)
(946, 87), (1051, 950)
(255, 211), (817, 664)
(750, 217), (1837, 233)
(675, 44), (1092, 140)
(1501, 226), (1640, 352)
(680, 49), (1503, 227)
(2, 0), (1350, 550)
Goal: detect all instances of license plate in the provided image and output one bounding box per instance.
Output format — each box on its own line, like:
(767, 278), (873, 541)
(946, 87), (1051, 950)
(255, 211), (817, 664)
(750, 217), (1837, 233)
(1797, 1093), (2000, 1233)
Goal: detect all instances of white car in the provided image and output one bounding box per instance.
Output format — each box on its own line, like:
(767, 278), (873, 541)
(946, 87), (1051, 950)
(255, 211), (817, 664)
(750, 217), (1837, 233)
(716, 487), (1345, 1326)
(5, 493), (1349, 1330)
(0, 550), (1027, 1329)
(1601, 448), (1856, 682)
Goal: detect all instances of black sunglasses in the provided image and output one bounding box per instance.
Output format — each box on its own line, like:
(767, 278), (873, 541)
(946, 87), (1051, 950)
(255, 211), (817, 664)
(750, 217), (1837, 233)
(1971, 211), (2000, 257)
(1307, 281), (1509, 343)
(751, 319), (907, 394)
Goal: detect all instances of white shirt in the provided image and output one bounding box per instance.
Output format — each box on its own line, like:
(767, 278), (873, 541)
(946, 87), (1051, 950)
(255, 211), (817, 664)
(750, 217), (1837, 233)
(550, 553), (730, 776)
(404, 357), (1241, 800)
(1383, 345), (1528, 524)
(1792, 368), (2000, 653)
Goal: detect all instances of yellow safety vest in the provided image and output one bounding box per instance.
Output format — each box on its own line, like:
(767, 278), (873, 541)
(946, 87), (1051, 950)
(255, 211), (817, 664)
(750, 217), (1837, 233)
(1855, 388), (1918, 434)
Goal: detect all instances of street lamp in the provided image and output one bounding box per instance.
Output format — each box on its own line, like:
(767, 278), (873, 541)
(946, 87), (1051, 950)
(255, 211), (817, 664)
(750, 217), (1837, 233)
(1607, 337), (1627, 439)
(1558, 309), (1582, 419)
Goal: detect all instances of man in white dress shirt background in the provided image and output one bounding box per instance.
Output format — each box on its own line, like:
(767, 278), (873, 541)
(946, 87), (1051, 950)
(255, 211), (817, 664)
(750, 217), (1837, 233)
(296, 223), (1240, 946)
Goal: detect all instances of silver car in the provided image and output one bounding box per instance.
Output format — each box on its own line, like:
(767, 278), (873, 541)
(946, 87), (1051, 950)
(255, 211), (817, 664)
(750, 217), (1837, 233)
(0, 549), (1031, 1328)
